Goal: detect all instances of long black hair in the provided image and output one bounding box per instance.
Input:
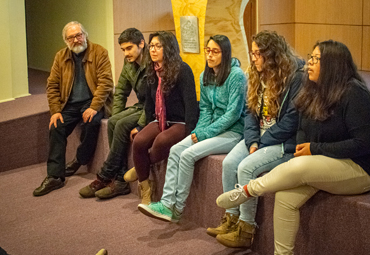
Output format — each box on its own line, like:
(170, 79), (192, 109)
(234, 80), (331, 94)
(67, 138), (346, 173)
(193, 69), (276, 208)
(203, 35), (232, 86)
(295, 40), (366, 121)
(146, 31), (182, 94)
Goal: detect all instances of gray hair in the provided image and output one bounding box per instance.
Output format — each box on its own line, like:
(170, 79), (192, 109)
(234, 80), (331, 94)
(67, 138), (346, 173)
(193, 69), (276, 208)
(62, 21), (88, 42)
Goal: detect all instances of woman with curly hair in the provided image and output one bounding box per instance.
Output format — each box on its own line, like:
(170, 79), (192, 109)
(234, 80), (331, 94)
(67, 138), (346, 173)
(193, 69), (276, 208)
(128, 31), (198, 205)
(216, 40), (370, 255)
(137, 35), (247, 223)
(207, 30), (305, 248)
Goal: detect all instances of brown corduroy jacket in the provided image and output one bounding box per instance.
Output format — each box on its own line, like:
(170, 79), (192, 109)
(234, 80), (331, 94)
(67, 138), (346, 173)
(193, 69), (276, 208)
(46, 40), (114, 116)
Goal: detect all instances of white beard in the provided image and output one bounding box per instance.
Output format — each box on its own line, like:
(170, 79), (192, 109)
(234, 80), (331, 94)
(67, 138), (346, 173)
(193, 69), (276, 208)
(68, 39), (87, 54)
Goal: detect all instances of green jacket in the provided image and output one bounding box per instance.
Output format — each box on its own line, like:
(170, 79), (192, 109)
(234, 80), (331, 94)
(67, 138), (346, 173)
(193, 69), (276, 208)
(112, 52), (148, 127)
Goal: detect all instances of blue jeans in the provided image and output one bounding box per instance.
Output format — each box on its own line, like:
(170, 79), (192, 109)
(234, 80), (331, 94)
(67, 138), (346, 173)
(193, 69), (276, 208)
(161, 131), (242, 212)
(222, 140), (293, 225)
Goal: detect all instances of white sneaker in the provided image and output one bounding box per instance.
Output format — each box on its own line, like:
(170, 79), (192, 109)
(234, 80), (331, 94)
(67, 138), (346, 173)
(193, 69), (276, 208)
(216, 184), (250, 209)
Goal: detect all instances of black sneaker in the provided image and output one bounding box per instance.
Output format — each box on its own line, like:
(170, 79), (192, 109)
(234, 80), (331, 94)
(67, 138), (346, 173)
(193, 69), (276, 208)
(33, 176), (64, 196)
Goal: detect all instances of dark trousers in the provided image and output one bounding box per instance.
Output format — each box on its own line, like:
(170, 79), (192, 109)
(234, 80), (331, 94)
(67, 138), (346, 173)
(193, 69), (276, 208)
(47, 101), (104, 179)
(98, 107), (142, 181)
(133, 122), (187, 182)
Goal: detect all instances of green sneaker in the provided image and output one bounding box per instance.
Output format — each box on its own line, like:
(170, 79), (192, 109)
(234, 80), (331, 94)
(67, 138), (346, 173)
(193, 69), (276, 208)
(138, 201), (172, 222)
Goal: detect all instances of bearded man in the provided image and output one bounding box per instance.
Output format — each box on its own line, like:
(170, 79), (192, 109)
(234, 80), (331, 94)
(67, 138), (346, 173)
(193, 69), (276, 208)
(33, 21), (113, 196)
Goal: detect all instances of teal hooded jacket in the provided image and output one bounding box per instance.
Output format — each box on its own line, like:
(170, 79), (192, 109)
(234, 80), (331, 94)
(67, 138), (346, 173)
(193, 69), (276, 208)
(191, 58), (247, 141)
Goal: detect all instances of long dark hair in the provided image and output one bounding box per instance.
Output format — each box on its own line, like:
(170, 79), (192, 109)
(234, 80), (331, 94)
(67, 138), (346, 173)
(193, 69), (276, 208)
(295, 40), (366, 121)
(247, 30), (298, 117)
(203, 35), (232, 86)
(146, 31), (182, 94)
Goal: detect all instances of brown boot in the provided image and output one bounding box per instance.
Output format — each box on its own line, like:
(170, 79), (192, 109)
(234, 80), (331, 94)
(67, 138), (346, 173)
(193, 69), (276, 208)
(216, 220), (255, 248)
(79, 176), (111, 198)
(206, 213), (239, 237)
(138, 179), (152, 205)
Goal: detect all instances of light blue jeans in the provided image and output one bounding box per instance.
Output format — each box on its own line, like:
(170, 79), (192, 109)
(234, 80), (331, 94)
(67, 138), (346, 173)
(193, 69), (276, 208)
(161, 131), (242, 212)
(222, 140), (293, 225)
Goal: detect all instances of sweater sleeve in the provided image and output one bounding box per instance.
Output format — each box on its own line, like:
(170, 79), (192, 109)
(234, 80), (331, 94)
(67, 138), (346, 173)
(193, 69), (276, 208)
(311, 85), (370, 158)
(144, 81), (156, 125)
(259, 71), (302, 148)
(179, 63), (199, 135)
(296, 114), (306, 144)
(193, 68), (247, 141)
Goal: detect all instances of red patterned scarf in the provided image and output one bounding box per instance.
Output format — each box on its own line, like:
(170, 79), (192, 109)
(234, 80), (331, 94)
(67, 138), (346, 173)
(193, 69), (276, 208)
(154, 63), (166, 131)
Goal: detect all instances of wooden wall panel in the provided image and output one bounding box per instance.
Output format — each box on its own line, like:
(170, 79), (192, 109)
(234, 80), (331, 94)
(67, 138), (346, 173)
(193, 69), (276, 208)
(364, 0), (370, 25)
(259, 24), (296, 49)
(258, 0), (295, 25)
(362, 26), (370, 71)
(295, 24), (362, 67)
(295, 0), (362, 25)
(113, 0), (174, 34)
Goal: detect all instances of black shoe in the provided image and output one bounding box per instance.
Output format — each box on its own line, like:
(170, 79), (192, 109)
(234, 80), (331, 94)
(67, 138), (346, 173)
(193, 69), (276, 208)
(33, 176), (64, 196)
(65, 158), (81, 177)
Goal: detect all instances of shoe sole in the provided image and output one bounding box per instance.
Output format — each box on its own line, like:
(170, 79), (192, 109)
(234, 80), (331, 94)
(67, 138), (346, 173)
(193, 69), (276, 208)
(216, 193), (250, 209)
(206, 229), (219, 238)
(138, 204), (171, 222)
(95, 190), (131, 199)
(33, 182), (64, 197)
(170, 217), (180, 223)
(216, 235), (252, 248)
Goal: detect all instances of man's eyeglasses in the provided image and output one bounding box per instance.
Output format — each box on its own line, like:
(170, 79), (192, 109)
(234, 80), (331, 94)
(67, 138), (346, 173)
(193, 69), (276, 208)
(66, 33), (84, 42)
(204, 48), (221, 56)
(249, 51), (261, 59)
(149, 44), (163, 51)
(307, 54), (320, 64)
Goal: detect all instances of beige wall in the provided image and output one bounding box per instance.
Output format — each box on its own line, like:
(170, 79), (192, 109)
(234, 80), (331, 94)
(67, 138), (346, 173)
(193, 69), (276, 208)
(258, 0), (370, 71)
(26, 0), (114, 75)
(0, 0), (29, 103)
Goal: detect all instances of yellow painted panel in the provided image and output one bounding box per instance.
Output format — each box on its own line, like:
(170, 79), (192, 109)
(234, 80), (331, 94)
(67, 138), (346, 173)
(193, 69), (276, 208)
(172, 0), (208, 100)
(205, 0), (250, 73)
(295, 0), (363, 25)
(295, 24), (362, 68)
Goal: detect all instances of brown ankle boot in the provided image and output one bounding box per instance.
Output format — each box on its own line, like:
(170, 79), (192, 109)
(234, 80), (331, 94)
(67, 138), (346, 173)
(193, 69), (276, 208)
(138, 179), (152, 205)
(206, 213), (239, 237)
(216, 220), (255, 248)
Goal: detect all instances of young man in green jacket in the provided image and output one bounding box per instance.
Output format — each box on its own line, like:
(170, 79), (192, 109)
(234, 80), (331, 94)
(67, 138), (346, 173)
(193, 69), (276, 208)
(78, 28), (149, 199)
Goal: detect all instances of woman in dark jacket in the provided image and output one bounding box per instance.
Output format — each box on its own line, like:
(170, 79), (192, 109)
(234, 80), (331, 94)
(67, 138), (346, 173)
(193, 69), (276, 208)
(207, 30), (304, 248)
(217, 40), (370, 255)
(128, 31), (198, 205)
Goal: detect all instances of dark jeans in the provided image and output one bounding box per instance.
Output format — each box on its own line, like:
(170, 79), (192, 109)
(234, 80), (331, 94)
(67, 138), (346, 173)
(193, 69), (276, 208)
(47, 100), (104, 179)
(98, 107), (142, 181)
(133, 122), (187, 182)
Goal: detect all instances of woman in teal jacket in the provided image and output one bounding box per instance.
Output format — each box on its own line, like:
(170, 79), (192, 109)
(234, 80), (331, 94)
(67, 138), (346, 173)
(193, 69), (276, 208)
(137, 35), (247, 222)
